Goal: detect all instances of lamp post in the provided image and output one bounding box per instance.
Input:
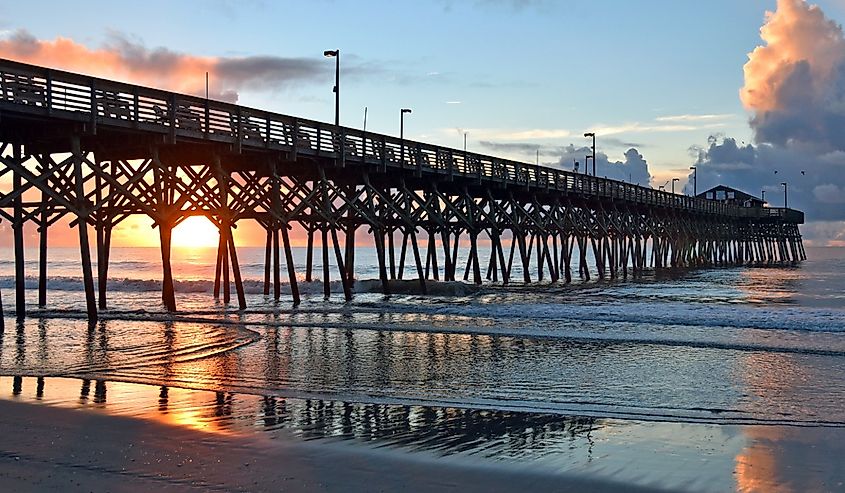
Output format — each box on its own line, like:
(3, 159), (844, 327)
(584, 132), (596, 176)
(323, 50), (339, 126)
(781, 182), (788, 208)
(464, 132), (468, 152)
(400, 108), (412, 164)
(761, 189), (766, 205)
(672, 178), (679, 194)
(400, 108), (412, 140)
(689, 166), (697, 196)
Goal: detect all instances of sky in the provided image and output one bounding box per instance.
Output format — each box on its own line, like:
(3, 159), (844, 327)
(2, 0), (845, 245)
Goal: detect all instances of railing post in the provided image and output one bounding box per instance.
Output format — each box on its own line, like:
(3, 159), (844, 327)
(168, 93), (176, 144)
(236, 106), (243, 154)
(89, 77), (97, 135)
(133, 88), (139, 129)
(45, 70), (52, 116)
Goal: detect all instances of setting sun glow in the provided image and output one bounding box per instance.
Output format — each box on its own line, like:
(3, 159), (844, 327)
(172, 216), (220, 248)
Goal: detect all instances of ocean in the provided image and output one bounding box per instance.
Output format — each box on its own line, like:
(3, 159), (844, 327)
(1, 245), (844, 491)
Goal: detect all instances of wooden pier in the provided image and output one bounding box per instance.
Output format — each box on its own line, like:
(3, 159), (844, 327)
(0, 58), (805, 320)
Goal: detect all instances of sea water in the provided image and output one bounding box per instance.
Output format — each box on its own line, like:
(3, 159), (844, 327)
(1, 245), (844, 490)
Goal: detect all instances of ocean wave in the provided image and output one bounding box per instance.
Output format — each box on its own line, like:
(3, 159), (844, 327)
(0, 275), (478, 296)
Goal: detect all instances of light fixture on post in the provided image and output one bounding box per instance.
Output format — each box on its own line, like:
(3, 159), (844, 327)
(584, 132), (596, 176)
(689, 166), (697, 196)
(400, 108), (412, 165)
(323, 50), (339, 126)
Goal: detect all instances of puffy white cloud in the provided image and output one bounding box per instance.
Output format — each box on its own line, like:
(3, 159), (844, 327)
(688, 0), (845, 245)
(556, 146), (651, 186)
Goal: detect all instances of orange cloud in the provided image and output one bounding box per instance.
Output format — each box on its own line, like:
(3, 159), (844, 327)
(741, 0), (845, 113)
(0, 30), (325, 103)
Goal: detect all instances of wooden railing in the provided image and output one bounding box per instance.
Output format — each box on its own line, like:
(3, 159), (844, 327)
(0, 58), (803, 222)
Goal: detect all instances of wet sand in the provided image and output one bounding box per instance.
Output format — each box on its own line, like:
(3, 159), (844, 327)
(0, 399), (663, 493)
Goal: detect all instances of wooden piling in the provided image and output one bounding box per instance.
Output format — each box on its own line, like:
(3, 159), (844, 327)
(159, 223), (177, 312)
(12, 146), (24, 320)
(71, 137), (97, 321)
(263, 228), (272, 296)
(305, 227), (314, 282)
(280, 225), (300, 305)
(272, 228), (281, 301)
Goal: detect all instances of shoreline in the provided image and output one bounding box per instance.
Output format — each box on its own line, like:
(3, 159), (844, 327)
(1, 376), (844, 492)
(0, 398), (664, 493)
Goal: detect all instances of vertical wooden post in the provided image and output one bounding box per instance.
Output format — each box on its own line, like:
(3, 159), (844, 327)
(272, 228), (281, 301)
(72, 136), (97, 321)
(13, 145), (25, 320)
(497, 233), (509, 284)
(374, 228), (391, 295)
(398, 231), (409, 280)
(305, 227), (315, 282)
(213, 232), (224, 299)
(517, 233), (531, 283)
(330, 227), (353, 301)
(469, 232), (482, 285)
(451, 230), (461, 281)
(409, 230), (427, 294)
(226, 230), (247, 310)
(321, 227), (331, 297)
(263, 228), (272, 296)
(440, 230), (453, 282)
(97, 225), (112, 310)
(345, 224), (356, 282)
(280, 225), (300, 305)
(159, 222), (177, 312)
(38, 158), (49, 308)
(388, 227), (397, 280)
(344, 185), (356, 282)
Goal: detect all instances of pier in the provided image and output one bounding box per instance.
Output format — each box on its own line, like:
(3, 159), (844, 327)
(0, 58), (805, 320)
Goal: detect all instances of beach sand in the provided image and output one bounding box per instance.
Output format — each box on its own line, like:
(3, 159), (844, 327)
(0, 399), (665, 493)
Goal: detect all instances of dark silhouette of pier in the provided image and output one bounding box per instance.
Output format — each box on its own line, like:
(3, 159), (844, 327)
(0, 59), (805, 320)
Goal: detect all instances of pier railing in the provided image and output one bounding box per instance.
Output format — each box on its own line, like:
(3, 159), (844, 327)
(0, 58), (800, 222)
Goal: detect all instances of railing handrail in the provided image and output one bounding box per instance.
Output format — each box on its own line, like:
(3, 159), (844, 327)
(0, 57), (803, 222)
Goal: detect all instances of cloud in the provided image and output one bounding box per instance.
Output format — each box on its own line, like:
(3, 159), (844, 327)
(588, 121), (727, 136)
(813, 184), (845, 204)
(686, 0), (845, 236)
(655, 114), (737, 123)
(741, 0), (845, 151)
(685, 135), (839, 219)
(796, 220), (845, 246)
(461, 128), (572, 140)
(555, 146), (651, 186)
(478, 141), (563, 156)
(478, 138), (643, 157)
(0, 29), (327, 103)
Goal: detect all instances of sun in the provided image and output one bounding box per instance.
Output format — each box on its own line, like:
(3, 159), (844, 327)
(172, 216), (220, 248)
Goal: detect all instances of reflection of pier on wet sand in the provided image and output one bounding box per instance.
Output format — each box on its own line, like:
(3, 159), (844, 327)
(0, 377), (657, 493)
(2, 376), (845, 492)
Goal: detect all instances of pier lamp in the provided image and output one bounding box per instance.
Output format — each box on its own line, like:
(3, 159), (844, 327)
(584, 132), (596, 176)
(324, 50), (340, 126)
(400, 108), (412, 164)
(672, 178), (679, 194)
(781, 182), (788, 208)
(689, 166), (697, 196)
(400, 108), (412, 140)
